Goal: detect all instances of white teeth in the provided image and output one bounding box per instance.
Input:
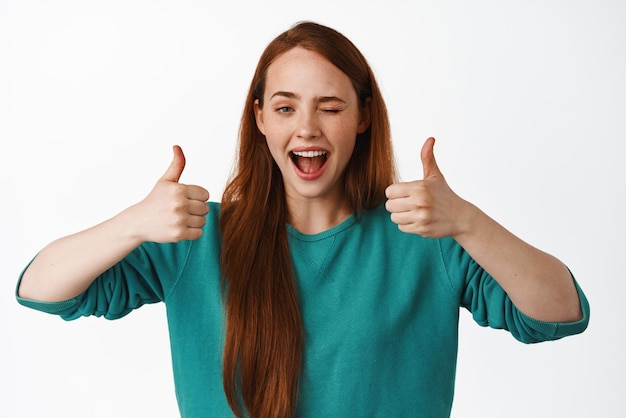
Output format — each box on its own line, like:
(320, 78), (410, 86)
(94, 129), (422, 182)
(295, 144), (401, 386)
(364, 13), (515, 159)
(292, 150), (327, 157)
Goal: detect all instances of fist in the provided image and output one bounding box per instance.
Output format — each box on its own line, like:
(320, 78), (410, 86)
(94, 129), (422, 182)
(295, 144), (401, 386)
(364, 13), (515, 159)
(133, 145), (210, 243)
(385, 137), (469, 238)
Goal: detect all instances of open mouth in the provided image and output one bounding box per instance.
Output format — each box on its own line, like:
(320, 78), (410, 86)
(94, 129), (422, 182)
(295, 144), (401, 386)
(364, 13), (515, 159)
(290, 150), (328, 174)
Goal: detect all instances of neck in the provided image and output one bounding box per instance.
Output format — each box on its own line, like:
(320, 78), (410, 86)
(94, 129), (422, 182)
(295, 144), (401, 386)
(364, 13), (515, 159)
(286, 194), (351, 235)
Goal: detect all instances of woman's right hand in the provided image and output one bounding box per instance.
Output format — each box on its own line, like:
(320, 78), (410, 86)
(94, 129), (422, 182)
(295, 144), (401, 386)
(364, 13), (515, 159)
(18, 146), (210, 302)
(129, 145), (210, 244)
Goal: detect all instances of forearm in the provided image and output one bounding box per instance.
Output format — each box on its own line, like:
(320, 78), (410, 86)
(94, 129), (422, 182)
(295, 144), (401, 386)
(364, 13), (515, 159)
(386, 138), (583, 323)
(18, 146), (209, 303)
(18, 206), (144, 303)
(454, 203), (582, 323)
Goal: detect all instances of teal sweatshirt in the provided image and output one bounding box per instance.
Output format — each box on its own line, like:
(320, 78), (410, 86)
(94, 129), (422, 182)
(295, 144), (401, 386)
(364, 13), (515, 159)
(16, 202), (590, 417)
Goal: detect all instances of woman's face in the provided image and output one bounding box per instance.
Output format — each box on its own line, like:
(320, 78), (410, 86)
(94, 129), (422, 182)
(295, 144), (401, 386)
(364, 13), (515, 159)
(254, 47), (370, 209)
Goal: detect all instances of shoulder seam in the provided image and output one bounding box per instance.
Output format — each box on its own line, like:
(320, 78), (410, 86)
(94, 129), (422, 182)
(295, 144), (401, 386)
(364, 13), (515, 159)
(163, 240), (196, 303)
(437, 238), (462, 299)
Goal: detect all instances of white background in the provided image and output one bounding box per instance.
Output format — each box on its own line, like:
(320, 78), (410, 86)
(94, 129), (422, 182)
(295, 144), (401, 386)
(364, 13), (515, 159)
(1, 1), (624, 417)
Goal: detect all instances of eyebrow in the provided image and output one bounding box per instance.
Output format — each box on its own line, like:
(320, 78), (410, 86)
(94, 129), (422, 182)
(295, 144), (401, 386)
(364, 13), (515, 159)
(269, 91), (347, 104)
(270, 91), (299, 100)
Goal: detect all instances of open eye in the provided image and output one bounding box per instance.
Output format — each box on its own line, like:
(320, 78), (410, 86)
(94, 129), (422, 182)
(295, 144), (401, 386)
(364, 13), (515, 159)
(276, 106), (293, 113)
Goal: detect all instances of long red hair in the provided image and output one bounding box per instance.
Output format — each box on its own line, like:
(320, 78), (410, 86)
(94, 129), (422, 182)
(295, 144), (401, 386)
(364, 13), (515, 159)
(219, 21), (397, 417)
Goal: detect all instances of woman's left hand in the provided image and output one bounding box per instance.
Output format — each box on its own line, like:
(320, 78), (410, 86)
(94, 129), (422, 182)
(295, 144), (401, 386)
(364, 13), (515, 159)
(385, 137), (473, 239)
(386, 137), (583, 322)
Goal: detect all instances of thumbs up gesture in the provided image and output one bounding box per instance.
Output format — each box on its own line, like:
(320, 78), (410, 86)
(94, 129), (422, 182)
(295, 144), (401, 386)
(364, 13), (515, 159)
(385, 137), (471, 238)
(131, 145), (210, 243)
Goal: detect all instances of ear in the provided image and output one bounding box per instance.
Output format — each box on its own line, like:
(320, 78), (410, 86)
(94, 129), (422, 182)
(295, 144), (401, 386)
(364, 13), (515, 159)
(254, 99), (266, 135)
(357, 97), (372, 134)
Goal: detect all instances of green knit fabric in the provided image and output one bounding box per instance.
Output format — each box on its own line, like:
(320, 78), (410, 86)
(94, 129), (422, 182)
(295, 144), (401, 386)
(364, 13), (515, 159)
(16, 202), (590, 417)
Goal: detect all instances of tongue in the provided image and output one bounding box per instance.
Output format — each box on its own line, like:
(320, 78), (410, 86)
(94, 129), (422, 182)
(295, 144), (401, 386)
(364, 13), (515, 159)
(296, 156), (325, 174)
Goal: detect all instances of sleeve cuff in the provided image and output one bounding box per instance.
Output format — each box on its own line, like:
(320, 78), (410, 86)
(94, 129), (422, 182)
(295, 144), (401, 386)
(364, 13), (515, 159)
(15, 261), (83, 318)
(518, 279), (590, 340)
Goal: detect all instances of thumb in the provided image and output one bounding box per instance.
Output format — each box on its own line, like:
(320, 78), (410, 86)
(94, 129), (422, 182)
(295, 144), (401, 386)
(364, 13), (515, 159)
(160, 145), (186, 182)
(421, 137), (443, 179)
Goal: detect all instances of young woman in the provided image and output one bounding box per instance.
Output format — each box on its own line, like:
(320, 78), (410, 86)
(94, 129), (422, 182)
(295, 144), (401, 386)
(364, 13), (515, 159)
(17, 22), (589, 418)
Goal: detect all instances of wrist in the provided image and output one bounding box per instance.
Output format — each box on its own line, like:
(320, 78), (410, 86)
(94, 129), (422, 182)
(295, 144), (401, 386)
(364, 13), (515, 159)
(452, 200), (485, 242)
(113, 204), (148, 247)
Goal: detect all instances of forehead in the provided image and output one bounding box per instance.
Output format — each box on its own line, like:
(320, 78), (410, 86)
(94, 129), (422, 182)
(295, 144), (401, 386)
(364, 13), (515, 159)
(264, 47), (356, 99)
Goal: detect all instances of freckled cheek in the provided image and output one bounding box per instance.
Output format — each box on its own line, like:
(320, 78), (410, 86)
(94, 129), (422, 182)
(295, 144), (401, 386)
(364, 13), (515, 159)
(335, 124), (359, 146)
(264, 135), (291, 165)
(263, 119), (295, 141)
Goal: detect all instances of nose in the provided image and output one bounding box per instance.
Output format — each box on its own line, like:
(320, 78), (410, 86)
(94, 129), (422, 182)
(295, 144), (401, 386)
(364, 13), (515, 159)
(296, 109), (321, 140)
